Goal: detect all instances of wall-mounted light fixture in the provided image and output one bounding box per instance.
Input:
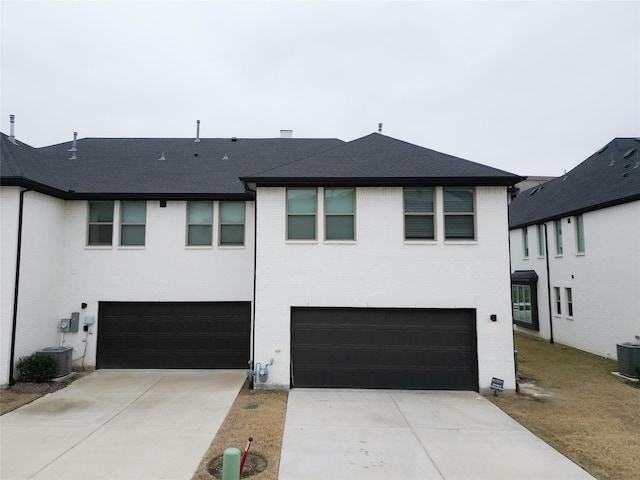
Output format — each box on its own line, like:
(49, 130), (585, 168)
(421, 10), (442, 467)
(490, 314), (497, 322)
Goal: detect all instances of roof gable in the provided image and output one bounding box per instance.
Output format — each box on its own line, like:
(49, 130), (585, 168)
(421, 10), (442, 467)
(242, 133), (521, 186)
(509, 138), (640, 228)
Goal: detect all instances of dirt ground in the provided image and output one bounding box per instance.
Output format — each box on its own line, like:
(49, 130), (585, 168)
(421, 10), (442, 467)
(191, 379), (288, 480)
(0, 372), (87, 415)
(488, 333), (640, 480)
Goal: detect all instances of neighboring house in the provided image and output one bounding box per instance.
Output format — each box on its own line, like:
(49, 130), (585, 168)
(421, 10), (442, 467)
(509, 138), (640, 360)
(1, 124), (522, 392)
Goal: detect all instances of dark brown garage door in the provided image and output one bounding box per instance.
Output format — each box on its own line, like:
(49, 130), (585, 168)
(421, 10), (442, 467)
(97, 302), (250, 369)
(291, 307), (478, 390)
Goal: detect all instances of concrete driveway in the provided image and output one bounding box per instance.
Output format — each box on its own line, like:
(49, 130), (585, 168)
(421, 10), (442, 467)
(0, 369), (245, 480)
(279, 389), (595, 480)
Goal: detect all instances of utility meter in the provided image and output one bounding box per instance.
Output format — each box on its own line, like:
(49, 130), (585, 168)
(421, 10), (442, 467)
(59, 319), (71, 332)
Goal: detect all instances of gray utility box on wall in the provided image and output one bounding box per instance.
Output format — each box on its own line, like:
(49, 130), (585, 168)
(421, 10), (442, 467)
(616, 342), (640, 378)
(39, 346), (73, 377)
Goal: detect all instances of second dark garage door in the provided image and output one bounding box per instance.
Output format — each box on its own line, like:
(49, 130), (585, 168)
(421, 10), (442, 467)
(291, 307), (478, 390)
(97, 301), (250, 369)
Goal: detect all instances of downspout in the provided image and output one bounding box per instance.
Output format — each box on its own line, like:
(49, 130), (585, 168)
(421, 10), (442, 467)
(247, 187), (258, 390)
(9, 188), (31, 385)
(507, 192), (519, 393)
(543, 223), (554, 344)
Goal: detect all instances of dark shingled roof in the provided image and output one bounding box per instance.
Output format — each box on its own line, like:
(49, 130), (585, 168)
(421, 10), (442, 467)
(242, 133), (522, 187)
(2, 136), (344, 198)
(1, 133), (67, 193)
(509, 138), (640, 229)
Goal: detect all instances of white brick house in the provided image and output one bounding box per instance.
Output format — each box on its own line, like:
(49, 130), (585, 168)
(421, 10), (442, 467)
(2, 127), (521, 392)
(509, 138), (640, 361)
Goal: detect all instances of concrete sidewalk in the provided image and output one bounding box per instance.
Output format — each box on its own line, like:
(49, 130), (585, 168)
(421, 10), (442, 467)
(279, 389), (595, 480)
(0, 369), (245, 480)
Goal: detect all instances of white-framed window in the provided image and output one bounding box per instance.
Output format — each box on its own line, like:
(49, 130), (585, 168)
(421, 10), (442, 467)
(444, 187), (475, 240)
(404, 187), (435, 240)
(88, 200), (114, 246)
(120, 201), (146, 246)
(522, 227), (529, 258)
(219, 201), (245, 246)
(287, 188), (317, 240)
(575, 215), (585, 254)
(566, 288), (573, 317)
(554, 287), (562, 315)
(187, 201), (213, 246)
(553, 219), (563, 255)
(537, 224), (545, 257)
(325, 188), (355, 241)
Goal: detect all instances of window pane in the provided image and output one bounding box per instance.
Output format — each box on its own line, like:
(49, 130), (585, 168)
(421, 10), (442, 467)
(220, 202), (245, 223)
(287, 189), (316, 213)
(444, 188), (474, 213)
(188, 225), (212, 245)
(220, 225), (244, 245)
(89, 201), (114, 222)
(404, 188), (433, 213)
(121, 225), (145, 245)
(122, 202), (146, 223)
(88, 224), (113, 245)
(405, 215), (434, 239)
(576, 215), (585, 253)
(188, 202), (212, 224)
(288, 215), (316, 240)
(445, 215), (474, 239)
(326, 215), (354, 240)
(325, 189), (354, 214)
(537, 224), (545, 256)
(554, 220), (563, 254)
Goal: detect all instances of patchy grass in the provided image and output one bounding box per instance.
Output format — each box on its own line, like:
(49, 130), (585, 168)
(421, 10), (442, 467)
(489, 333), (640, 480)
(192, 380), (288, 480)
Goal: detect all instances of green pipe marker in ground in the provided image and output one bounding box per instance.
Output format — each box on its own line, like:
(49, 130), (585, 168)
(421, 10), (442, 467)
(222, 447), (241, 480)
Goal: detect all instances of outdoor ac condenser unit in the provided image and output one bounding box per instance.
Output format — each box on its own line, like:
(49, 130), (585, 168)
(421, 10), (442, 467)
(616, 342), (640, 378)
(39, 346), (73, 377)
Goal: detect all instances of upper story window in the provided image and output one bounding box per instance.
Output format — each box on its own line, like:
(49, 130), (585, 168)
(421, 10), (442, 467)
(325, 188), (355, 240)
(575, 214), (585, 253)
(120, 201), (146, 246)
(553, 219), (563, 255)
(537, 224), (545, 257)
(219, 202), (245, 246)
(187, 201), (213, 246)
(404, 188), (435, 240)
(287, 188), (317, 240)
(522, 227), (529, 258)
(444, 187), (475, 240)
(88, 200), (114, 246)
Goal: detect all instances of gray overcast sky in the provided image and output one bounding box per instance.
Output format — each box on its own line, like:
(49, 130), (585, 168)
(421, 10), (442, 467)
(1, 1), (638, 176)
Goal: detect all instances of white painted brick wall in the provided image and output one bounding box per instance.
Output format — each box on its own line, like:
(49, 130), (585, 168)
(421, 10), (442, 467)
(254, 186), (516, 391)
(1, 196), (255, 384)
(511, 201), (640, 360)
(1, 189), (65, 385)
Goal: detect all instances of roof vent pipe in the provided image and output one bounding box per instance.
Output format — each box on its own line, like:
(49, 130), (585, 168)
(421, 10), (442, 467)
(68, 132), (77, 159)
(195, 120), (201, 143)
(280, 129), (293, 139)
(9, 114), (17, 144)
(378, 122), (383, 133)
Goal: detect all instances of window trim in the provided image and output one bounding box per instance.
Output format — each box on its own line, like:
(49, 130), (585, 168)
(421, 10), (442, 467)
(186, 200), (213, 247)
(443, 187), (476, 241)
(87, 200), (114, 247)
(522, 227), (529, 258)
(286, 188), (318, 241)
(536, 224), (545, 257)
(403, 187), (436, 241)
(324, 187), (356, 242)
(554, 287), (562, 316)
(218, 201), (246, 246)
(565, 287), (574, 318)
(575, 214), (585, 254)
(120, 200), (146, 247)
(553, 219), (563, 256)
